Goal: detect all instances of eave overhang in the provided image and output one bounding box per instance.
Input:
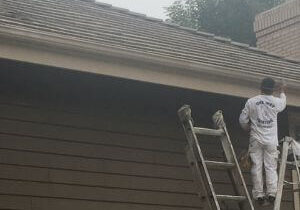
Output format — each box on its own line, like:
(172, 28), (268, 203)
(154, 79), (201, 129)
(0, 25), (299, 106)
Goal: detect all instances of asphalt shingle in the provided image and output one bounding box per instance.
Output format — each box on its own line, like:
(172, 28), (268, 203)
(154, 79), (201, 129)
(0, 0), (300, 82)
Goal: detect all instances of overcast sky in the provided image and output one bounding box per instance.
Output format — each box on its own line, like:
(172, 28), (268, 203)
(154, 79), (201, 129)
(96, 0), (176, 20)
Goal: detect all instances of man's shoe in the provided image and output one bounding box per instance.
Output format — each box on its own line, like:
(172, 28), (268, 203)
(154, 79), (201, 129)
(267, 195), (276, 204)
(256, 197), (266, 206)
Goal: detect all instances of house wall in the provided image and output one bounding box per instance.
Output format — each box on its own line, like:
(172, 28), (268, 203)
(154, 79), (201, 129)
(254, 0), (300, 61)
(0, 59), (294, 209)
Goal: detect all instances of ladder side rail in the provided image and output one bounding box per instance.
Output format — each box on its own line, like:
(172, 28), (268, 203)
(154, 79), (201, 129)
(178, 105), (220, 210)
(222, 127), (254, 210)
(185, 145), (213, 210)
(179, 106), (254, 210)
(212, 110), (254, 210)
(192, 124), (220, 210)
(292, 145), (300, 185)
(292, 170), (300, 210)
(292, 141), (300, 210)
(183, 119), (221, 210)
(274, 138), (290, 210)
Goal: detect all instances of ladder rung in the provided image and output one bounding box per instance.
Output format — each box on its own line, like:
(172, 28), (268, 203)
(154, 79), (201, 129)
(216, 195), (246, 201)
(286, 160), (300, 166)
(193, 127), (224, 136)
(205, 161), (235, 169)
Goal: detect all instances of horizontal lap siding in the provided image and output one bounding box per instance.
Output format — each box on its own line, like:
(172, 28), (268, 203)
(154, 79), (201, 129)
(0, 101), (202, 210)
(0, 101), (294, 209)
(0, 60), (294, 209)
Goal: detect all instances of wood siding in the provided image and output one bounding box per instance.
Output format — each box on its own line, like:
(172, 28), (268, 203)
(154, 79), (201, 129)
(0, 59), (294, 209)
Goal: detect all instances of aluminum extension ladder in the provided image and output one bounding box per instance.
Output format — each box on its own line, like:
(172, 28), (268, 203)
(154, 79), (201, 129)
(275, 137), (300, 210)
(178, 105), (254, 210)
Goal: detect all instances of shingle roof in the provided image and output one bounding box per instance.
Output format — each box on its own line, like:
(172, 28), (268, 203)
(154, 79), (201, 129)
(1, 0), (300, 82)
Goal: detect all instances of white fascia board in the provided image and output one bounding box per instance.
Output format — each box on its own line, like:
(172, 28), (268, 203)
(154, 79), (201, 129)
(0, 25), (299, 107)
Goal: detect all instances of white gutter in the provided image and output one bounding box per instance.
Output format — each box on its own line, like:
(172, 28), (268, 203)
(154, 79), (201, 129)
(0, 25), (299, 106)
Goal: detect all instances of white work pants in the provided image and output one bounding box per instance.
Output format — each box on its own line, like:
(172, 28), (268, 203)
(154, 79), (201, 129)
(249, 139), (278, 199)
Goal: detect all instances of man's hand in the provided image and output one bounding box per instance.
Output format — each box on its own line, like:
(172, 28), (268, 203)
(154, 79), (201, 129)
(278, 78), (287, 93)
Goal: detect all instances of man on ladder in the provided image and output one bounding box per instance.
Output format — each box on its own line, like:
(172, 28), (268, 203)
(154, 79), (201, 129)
(239, 77), (286, 205)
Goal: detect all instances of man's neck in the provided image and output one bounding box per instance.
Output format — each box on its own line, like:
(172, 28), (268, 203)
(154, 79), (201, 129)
(261, 92), (273, 96)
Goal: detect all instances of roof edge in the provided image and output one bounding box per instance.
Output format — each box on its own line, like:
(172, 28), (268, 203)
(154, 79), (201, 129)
(1, 26), (300, 107)
(0, 25), (299, 89)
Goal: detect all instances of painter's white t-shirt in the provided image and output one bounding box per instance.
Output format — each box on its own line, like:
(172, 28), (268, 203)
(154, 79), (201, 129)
(239, 93), (286, 146)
